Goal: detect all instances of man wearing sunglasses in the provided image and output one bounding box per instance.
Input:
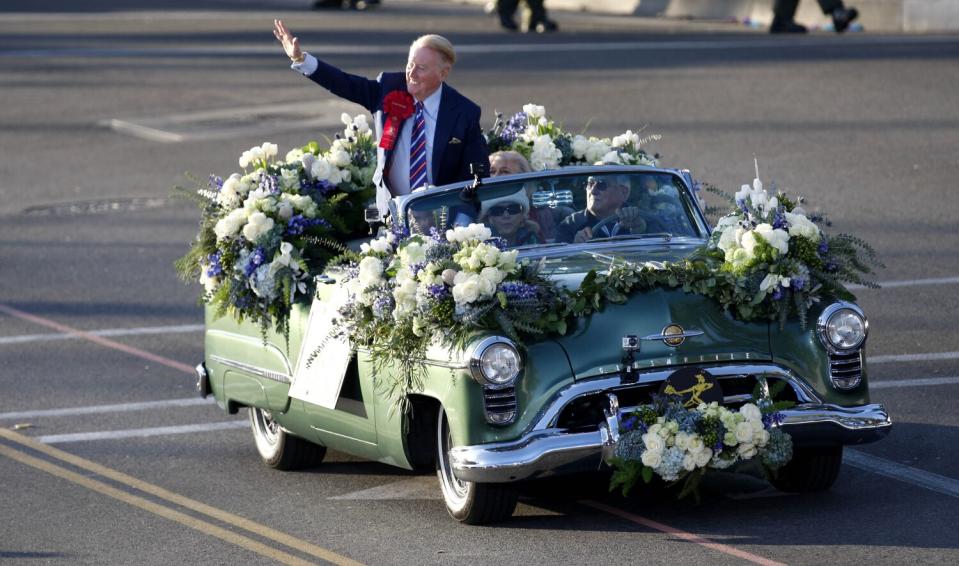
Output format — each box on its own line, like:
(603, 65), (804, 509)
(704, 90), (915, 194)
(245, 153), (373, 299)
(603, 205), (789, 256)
(556, 175), (647, 243)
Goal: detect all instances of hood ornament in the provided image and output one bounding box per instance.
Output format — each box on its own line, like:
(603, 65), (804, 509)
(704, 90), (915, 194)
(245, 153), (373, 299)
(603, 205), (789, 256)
(641, 324), (704, 347)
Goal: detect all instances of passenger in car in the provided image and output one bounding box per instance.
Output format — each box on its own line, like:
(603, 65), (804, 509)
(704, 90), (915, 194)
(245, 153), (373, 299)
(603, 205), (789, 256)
(556, 175), (647, 243)
(488, 151), (572, 241)
(478, 188), (540, 247)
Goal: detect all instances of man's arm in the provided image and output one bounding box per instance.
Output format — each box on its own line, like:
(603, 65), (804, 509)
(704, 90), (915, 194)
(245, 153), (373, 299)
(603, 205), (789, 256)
(274, 19), (381, 113)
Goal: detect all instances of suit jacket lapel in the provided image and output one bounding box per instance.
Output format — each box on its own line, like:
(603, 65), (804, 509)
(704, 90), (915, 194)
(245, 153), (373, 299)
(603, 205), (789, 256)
(432, 86), (456, 183)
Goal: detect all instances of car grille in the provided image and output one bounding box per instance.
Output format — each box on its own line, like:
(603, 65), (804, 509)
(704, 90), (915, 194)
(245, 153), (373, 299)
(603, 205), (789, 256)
(484, 386), (517, 425)
(829, 350), (863, 389)
(555, 374), (798, 432)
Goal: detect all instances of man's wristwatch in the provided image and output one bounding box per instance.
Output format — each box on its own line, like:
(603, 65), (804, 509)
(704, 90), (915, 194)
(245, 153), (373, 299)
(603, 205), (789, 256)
(291, 52), (306, 64)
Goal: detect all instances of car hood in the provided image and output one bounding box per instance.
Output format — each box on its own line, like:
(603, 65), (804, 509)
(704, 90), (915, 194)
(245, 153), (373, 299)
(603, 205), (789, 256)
(535, 244), (772, 379)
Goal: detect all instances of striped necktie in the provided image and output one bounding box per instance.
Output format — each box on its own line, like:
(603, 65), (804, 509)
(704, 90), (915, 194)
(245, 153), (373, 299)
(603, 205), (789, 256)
(409, 101), (428, 191)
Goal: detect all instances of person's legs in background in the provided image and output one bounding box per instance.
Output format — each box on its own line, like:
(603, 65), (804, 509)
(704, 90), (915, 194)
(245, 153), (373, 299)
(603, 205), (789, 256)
(496, 0), (520, 31)
(525, 0), (558, 33)
(771, 0), (807, 33)
(816, 0), (859, 32)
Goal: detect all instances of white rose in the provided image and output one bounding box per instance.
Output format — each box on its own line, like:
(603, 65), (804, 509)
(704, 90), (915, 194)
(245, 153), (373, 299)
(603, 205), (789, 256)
(480, 266), (505, 286)
(370, 237), (391, 253)
(452, 275), (481, 305)
(285, 147), (305, 163)
(600, 150), (623, 165)
(341, 112), (352, 126)
(330, 150), (351, 168)
(641, 450), (663, 469)
(642, 432), (665, 454)
(735, 184), (751, 203)
(694, 448), (713, 468)
(740, 403), (763, 422)
(755, 429), (770, 446)
(238, 150), (252, 169)
(311, 158), (332, 181)
(737, 443), (757, 459)
(571, 135), (590, 159)
(276, 201), (293, 220)
(683, 453), (697, 472)
(328, 168), (343, 185)
(441, 268), (457, 285)
(687, 435), (705, 455)
(400, 242), (427, 265)
(279, 168), (300, 192)
(735, 421), (755, 444)
(674, 432), (690, 450)
(785, 211), (821, 242)
(358, 256), (384, 287)
(241, 212), (274, 242)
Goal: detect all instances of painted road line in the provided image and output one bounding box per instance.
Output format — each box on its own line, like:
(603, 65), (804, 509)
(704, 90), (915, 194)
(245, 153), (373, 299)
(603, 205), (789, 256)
(581, 500), (786, 566)
(3, 35), (959, 59)
(0, 303), (194, 374)
(0, 397), (214, 421)
(0, 429), (364, 566)
(0, 443), (318, 566)
(848, 275), (959, 291)
(0, 324), (204, 346)
(845, 449), (959, 499)
(868, 352), (959, 364)
(36, 421), (248, 444)
(870, 376), (959, 389)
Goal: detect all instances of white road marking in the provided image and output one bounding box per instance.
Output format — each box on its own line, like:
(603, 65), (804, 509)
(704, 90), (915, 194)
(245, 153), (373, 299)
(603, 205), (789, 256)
(0, 324), (203, 346)
(869, 352), (959, 364)
(870, 376), (959, 389)
(2, 35), (958, 59)
(329, 476), (441, 500)
(848, 276), (959, 291)
(0, 397), (214, 421)
(845, 449), (959, 499)
(36, 421), (247, 444)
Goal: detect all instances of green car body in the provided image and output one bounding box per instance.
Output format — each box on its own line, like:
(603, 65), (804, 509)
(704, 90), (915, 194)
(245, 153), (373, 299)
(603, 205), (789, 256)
(197, 166), (890, 522)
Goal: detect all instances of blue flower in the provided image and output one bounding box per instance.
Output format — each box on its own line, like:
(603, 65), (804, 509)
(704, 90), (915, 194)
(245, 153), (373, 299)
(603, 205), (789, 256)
(792, 277), (805, 291)
(208, 174), (223, 191)
(206, 251), (224, 277)
(285, 215), (329, 236)
(499, 282), (538, 300)
(427, 284), (449, 300)
(259, 174), (279, 195)
(772, 286), (784, 300)
(818, 240), (829, 256)
(244, 247), (267, 277)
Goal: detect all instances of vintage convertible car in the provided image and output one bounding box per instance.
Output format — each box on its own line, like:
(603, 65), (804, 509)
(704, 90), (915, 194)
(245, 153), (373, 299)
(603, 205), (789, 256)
(195, 166), (891, 524)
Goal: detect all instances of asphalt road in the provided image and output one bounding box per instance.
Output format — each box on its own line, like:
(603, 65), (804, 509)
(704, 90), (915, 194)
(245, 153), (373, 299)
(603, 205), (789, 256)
(1, 1), (958, 564)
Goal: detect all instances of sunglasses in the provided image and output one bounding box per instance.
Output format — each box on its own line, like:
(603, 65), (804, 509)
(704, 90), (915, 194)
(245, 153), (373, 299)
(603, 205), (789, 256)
(586, 177), (610, 193)
(488, 203), (524, 217)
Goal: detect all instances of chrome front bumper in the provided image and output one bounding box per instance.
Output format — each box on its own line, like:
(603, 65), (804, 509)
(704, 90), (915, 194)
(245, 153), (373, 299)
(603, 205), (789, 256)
(450, 368), (892, 483)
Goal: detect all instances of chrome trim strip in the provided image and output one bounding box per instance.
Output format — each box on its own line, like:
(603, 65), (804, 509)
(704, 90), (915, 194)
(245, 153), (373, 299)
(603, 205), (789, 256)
(450, 401), (892, 483)
(310, 425), (377, 447)
(424, 358), (469, 370)
(640, 329), (704, 341)
(210, 355), (292, 385)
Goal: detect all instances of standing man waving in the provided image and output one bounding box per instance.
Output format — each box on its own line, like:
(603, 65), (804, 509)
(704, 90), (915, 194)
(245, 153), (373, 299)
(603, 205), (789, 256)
(273, 20), (489, 217)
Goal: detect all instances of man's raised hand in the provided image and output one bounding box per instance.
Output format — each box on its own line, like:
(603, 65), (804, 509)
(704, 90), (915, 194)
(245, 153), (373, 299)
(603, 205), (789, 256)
(273, 19), (302, 62)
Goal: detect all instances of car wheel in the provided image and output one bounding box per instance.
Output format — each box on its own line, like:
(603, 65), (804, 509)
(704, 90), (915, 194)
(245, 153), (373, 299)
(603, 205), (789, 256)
(770, 445), (843, 492)
(436, 406), (518, 524)
(249, 407), (326, 470)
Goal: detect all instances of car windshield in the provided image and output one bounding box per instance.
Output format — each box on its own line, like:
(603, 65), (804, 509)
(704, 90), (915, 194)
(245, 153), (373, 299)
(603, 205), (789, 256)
(404, 171), (702, 249)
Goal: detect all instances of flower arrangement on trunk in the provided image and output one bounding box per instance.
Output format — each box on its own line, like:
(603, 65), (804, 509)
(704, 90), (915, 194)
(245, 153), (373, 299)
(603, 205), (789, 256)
(175, 114), (377, 338)
(485, 103), (660, 170)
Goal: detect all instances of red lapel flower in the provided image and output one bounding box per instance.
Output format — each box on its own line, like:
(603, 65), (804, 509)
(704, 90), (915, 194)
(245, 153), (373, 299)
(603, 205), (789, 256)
(379, 90), (415, 151)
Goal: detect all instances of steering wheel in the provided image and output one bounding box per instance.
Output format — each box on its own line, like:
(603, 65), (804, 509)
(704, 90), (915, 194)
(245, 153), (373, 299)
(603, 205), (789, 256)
(589, 215), (623, 239)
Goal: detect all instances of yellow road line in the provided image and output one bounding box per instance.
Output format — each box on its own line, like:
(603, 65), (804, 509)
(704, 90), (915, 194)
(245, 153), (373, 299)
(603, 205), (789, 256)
(0, 429), (363, 566)
(0, 443), (315, 566)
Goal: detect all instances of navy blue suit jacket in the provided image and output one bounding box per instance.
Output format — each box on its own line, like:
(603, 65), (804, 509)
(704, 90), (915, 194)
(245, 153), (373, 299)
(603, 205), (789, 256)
(307, 58), (489, 197)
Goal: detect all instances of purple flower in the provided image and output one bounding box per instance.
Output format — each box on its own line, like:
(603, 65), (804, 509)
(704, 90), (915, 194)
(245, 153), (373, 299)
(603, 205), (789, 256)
(285, 215), (329, 236)
(427, 284), (449, 300)
(825, 261), (838, 272)
(772, 286), (784, 301)
(818, 240), (829, 256)
(206, 251), (224, 277)
(244, 247), (266, 277)
(772, 212), (788, 230)
(622, 416), (638, 432)
(499, 111), (528, 144)
(792, 277), (805, 291)
(488, 237), (509, 251)
(392, 224), (410, 240)
(408, 262), (426, 277)
(259, 174), (279, 195)
(500, 282), (539, 300)
(301, 178), (335, 196)
(208, 174), (223, 191)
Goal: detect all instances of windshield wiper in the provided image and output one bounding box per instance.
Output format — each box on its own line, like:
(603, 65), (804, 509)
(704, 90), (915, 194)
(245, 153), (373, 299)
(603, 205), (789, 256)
(587, 232), (673, 243)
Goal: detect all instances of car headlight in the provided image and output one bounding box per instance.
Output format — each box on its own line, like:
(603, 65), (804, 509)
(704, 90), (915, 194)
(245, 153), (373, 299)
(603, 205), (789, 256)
(469, 337), (522, 387)
(817, 302), (868, 353)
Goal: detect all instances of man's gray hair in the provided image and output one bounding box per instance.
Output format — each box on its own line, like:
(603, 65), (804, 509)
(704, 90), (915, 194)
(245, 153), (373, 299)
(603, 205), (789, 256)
(410, 34), (456, 67)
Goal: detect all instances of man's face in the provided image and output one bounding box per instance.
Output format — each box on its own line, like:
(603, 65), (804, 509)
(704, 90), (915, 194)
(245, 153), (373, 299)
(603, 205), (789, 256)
(489, 155), (523, 177)
(586, 177), (629, 217)
(406, 47), (449, 101)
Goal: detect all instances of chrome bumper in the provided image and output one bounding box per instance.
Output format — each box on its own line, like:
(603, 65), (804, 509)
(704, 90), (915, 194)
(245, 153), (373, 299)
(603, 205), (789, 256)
(449, 401), (892, 484)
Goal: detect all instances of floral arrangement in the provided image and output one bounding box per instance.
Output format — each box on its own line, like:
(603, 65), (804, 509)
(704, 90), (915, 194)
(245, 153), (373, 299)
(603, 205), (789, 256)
(175, 114), (377, 337)
(486, 103), (660, 171)
(608, 391), (794, 497)
(326, 223), (566, 403)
